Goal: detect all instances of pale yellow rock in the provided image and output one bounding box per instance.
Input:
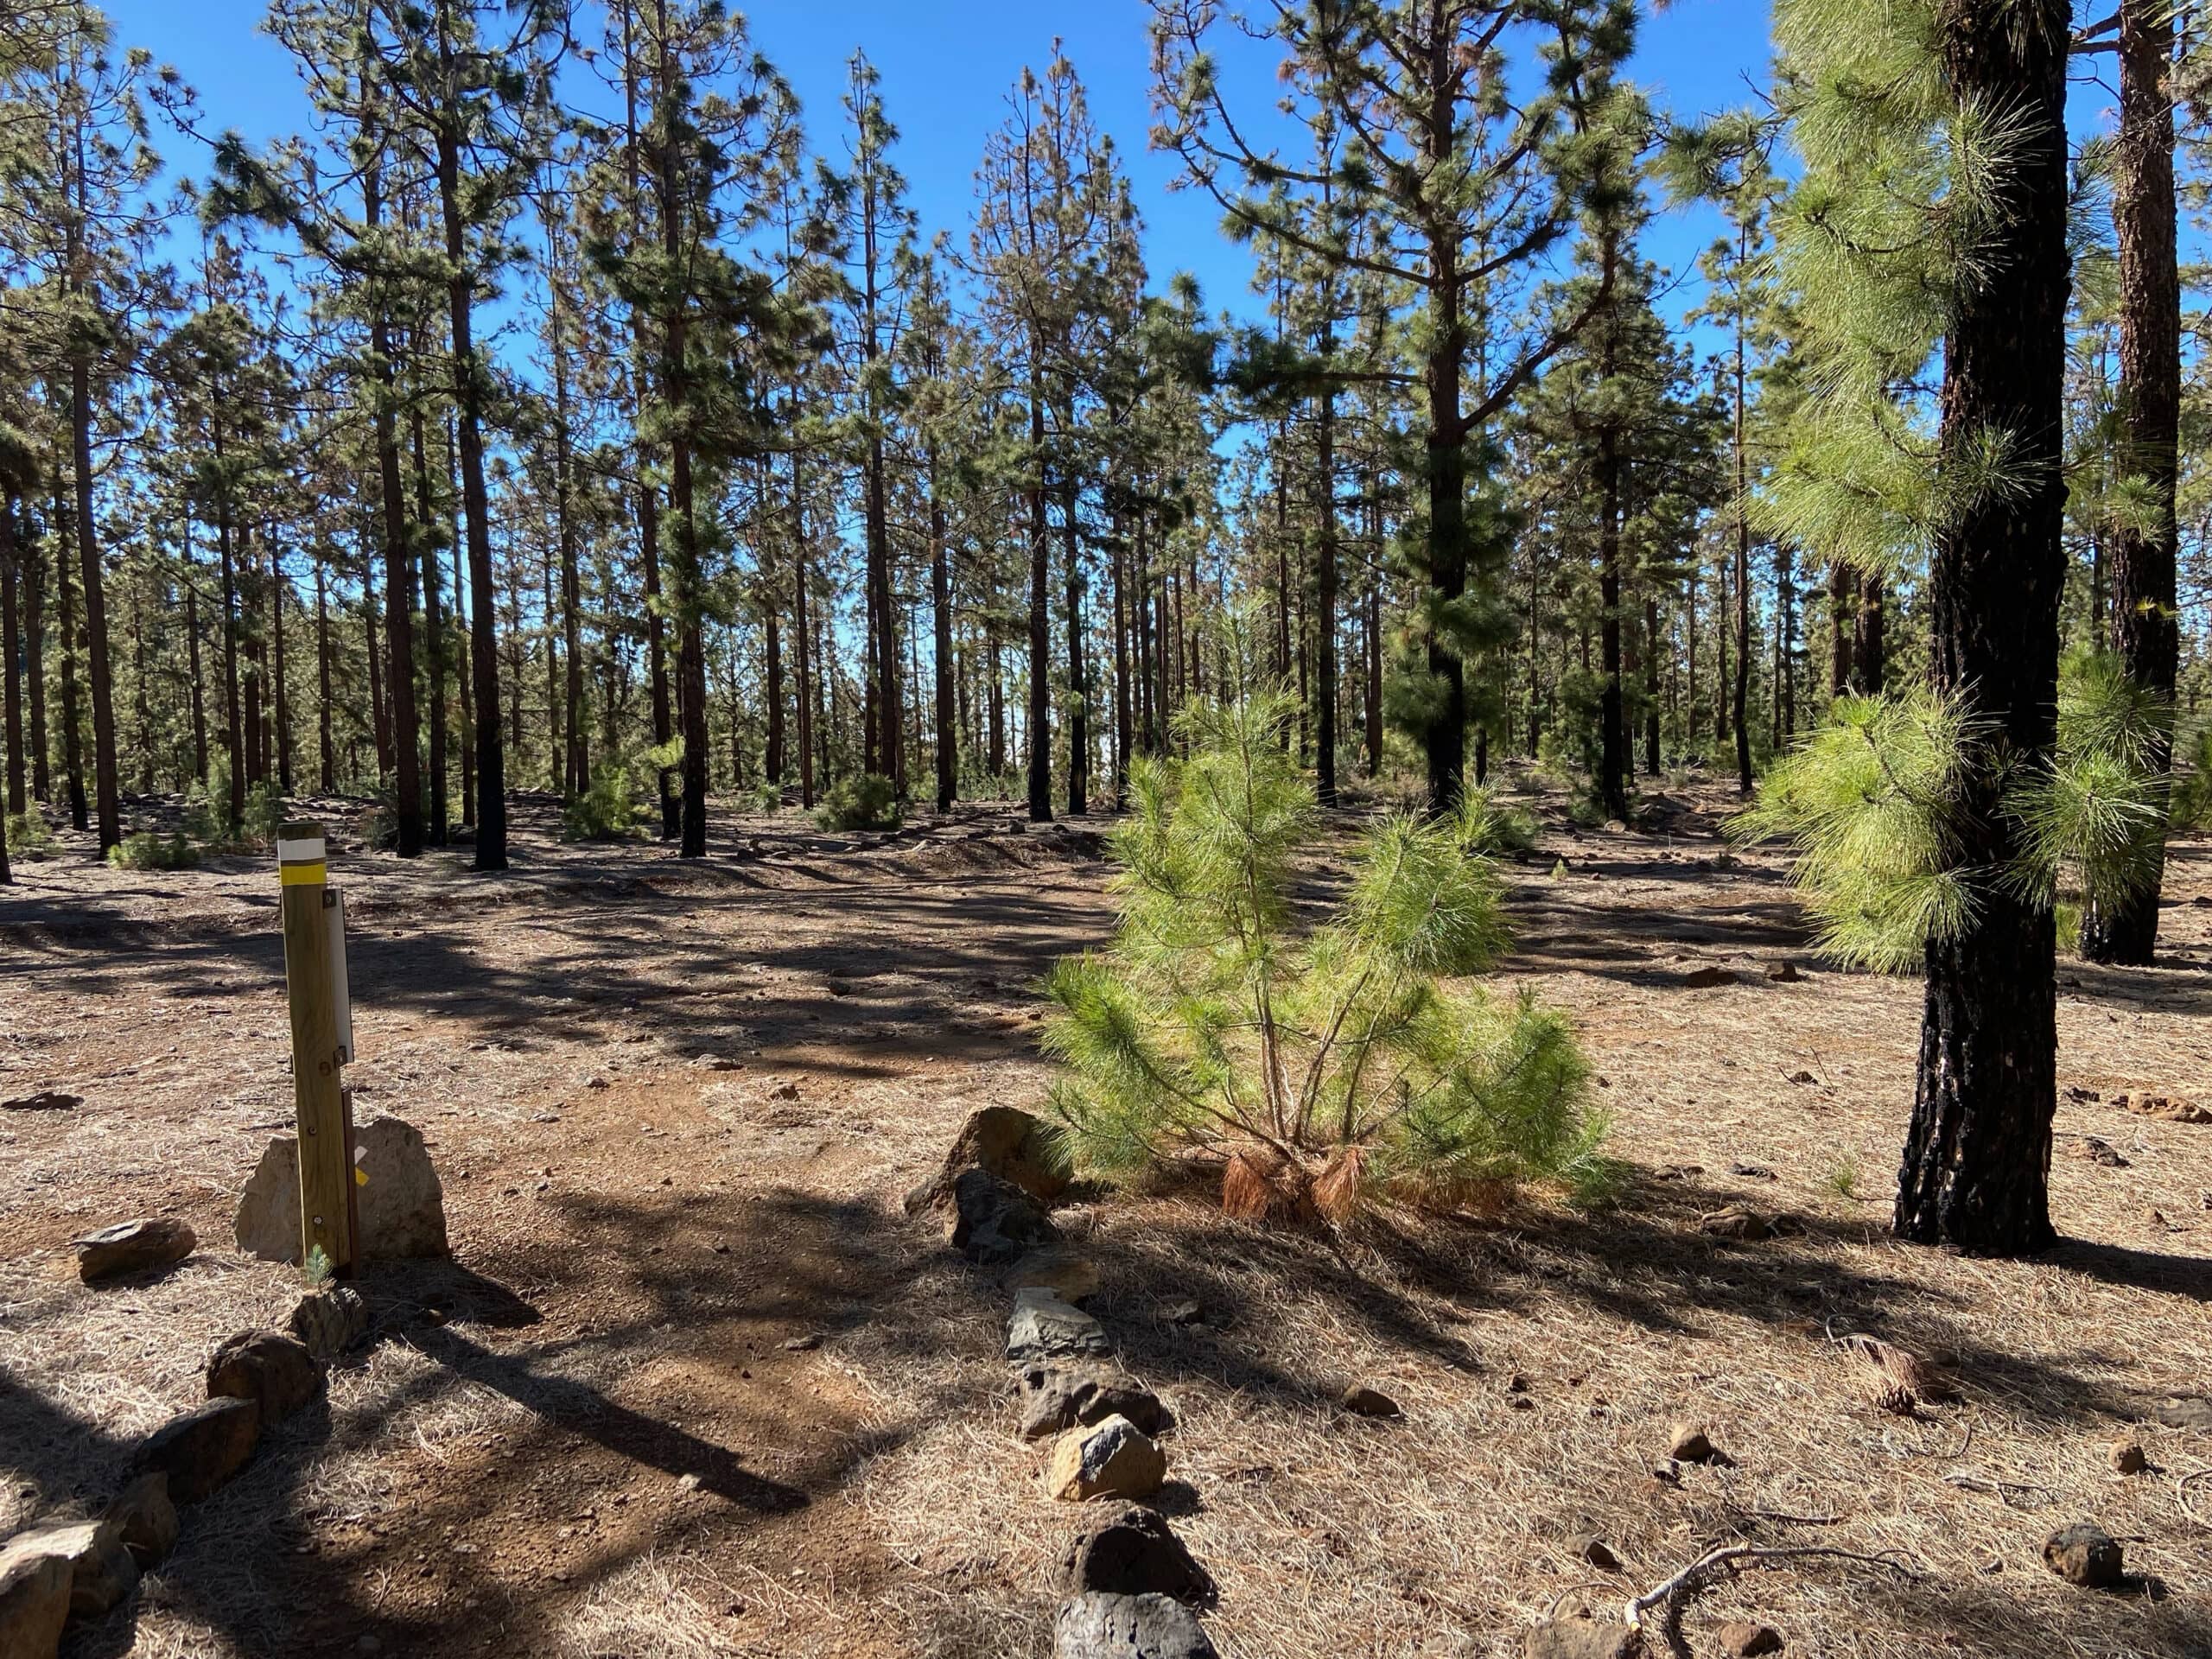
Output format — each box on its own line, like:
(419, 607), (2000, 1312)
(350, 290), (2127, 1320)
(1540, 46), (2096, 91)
(1046, 1414), (1166, 1503)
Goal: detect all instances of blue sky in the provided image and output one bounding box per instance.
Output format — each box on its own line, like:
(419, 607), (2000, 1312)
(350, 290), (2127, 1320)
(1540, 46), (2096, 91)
(112, 0), (1777, 329)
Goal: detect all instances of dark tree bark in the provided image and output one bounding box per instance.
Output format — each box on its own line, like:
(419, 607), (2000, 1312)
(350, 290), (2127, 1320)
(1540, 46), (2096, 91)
(1596, 429), (1629, 822)
(1026, 388), (1052, 822)
(1064, 454), (1087, 818)
(362, 534), (387, 780)
(2081, 0), (2180, 968)
(24, 524), (47, 804)
(1314, 366), (1339, 806)
(1642, 596), (1661, 777)
(68, 363), (118, 849)
(270, 532), (293, 794)
(931, 451), (956, 812)
(54, 492), (86, 831)
(411, 406), (448, 843)
(1827, 561), (1855, 695)
(315, 558), (334, 792)
(1895, 0), (2070, 1255)
(2, 499), (23, 817)
(1853, 571), (1885, 695)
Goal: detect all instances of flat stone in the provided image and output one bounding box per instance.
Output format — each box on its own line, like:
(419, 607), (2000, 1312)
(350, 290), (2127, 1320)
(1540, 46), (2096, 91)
(1058, 1505), (1215, 1607)
(0, 1530), (72, 1659)
(2043, 1522), (2122, 1587)
(1699, 1208), (1774, 1241)
(1341, 1384), (1401, 1419)
(1052, 1592), (1217, 1659)
(1048, 1415), (1166, 1503)
(235, 1116), (449, 1265)
(1571, 1533), (1622, 1572)
(134, 1396), (260, 1504)
(905, 1106), (1071, 1215)
(289, 1286), (371, 1361)
(104, 1473), (177, 1567)
(1666, 1421), (1726, 1465)
(1008, 1287), (1110, 1363)
(1522, 1610), (1643, 1658)
(207, 1330), (324, 1423)
(1002, 1247), (1100, 1306)
(1682, 966), (1739, 988)
(1719, 1622), (1783, 1657)
(72, 1217), (195, 1283)
(1018, 1366), (1173, 1440)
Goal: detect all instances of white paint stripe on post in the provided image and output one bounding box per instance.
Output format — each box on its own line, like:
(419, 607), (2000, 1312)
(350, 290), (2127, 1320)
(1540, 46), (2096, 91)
(276, 836), (327, 863)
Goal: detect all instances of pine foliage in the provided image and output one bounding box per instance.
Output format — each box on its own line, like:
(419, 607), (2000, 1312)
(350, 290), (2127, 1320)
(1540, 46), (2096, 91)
(1738, 655), (2172, 971)
(1043, 653), (1609, 1221)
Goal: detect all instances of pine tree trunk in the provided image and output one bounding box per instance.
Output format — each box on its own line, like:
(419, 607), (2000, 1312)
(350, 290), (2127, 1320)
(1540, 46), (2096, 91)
(271, 535), (293, 794)
(1597, 430), (1629, 822)
(368, 151), (421, 855)
(412, 408), (448, 843)
(2081, 0), (2180, 969)
(765, 524), (784, 788)
(1065, 456), (1087, 818)
(435, 106), (505, 871)
(69, 360), (119, 849)
(316, 559), (334, 792)
(24, 527), (47, 804)
(2, 500), (24, 816)
(1315, 377), (1338, 806)
(54, 495), (87, 832)
(1828, 561), (1855, 695)
(1642, 596), (1661, 777)
(1854, 573), (1885, 696)
(1730, 225), (1752, 789)
(931, 453), (956, 812)
(363, 537), (388, 782)
(1423, 271), (1468, 815)
(1027, 388), (1052, 822)
(794, 541), (814, 810)
(1895, 0), (2070, 1255)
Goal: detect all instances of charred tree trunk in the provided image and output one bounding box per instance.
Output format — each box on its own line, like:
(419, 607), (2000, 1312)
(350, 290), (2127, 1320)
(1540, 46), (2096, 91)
(1026, 387), (1052, 822)
(1895, 0), (2070, 1255)
(2082, 0), (2181, 968)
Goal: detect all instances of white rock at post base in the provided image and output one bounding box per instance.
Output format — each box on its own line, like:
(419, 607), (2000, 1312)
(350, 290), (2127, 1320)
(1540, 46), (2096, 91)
(234, 1116), (449, 1264)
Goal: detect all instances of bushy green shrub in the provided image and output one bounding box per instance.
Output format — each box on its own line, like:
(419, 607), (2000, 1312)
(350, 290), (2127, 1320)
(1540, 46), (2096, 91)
(814, 772), (901, 831)
(563, 770), (645, 842)
(1041, 687), (1611, 1223)
(108, 831), (200, 871)
(2172, 726), (2212, 832)
(5, 810), (55, 861)
(242, 780), (287, 848)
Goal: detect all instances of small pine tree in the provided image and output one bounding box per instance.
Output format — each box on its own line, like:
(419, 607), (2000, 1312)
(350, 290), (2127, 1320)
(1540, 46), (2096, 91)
(1043, 652), (1609, 1223)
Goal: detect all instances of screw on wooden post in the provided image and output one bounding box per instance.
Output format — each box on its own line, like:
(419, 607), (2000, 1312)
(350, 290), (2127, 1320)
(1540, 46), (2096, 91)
(277, 818), (358, 1277)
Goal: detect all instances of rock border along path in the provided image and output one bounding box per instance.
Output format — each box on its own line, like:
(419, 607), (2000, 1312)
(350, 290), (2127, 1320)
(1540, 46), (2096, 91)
(912, 1106), (1222, 1659)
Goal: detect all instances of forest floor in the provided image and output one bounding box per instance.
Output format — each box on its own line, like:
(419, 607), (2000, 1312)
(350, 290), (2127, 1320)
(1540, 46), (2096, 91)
(2, 772), (2209, 1659)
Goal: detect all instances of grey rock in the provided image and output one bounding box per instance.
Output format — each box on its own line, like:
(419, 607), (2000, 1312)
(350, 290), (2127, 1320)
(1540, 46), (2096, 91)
(207, 1329), (324, 1423)
(1058, 1505), (1215, 1608)
(950, 1167), (1059, 1266)
(235, 1116), (449, 1265)
(1019, 1366), (1173, 1441)
(134, 1396), (260, 1505)
(1052, 1592), (1217, 1659)
(289, 1285), (370, 1361)
(1522, 1611), (1643, 1659)
(1007, 1288), (1110, 1363)
(104, 1474), (177, 1567)
(2150, 1395), (2212, 1431)
(71, 1217), (195, 1284)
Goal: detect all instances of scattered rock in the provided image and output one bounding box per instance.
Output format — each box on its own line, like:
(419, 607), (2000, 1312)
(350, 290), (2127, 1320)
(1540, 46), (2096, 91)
(1522, 1608), (1643, 1658)
(904, 1105), (1071, 1215)
(768, 1081), (801, 1101)
(50, 1520), (137, 1618)
(1, 1090), (80, 1112)
(2070, 1138), (2130, 1168)
(674, 1472), (702, 1493)
(1340, 1384), (1401, 1419)
(1007, 1288), (1111, 1364)
(779, 1334), (821, 1352)
(1765, 963), (1803, 983)
(2043, 1522), (2123, 1588)
(1571, 1534), (1622, 1572)
(0, 1529), (73, 1659)
(235, 1116), (449, 1264)
(1002, 1247), (1100, 1306)
(2150, 1396), (2212, 1431)
(1786, 1071), (1817, 1086)
(1699, 1207), (1774, 1242)
(1683, 966), (1739, 988)
(1666, 1421), (1727, 1465)
(288, 1285), (371, 1362)
(2107, 1440), (2147, 1476)
(133, 1396), (261, 1503)
(1047, 1415), (1167, 1502)
(1058, 1504), (1216, 1607)
(2126, 1095), (2212, 1125)
(1018, 1366), (1173, 1440)
(1160, 1298), (1205, 1326)
(952, 1168), (1061, 1266)
(1718, 1622), (1783, 1657)
(1729, 1161), (1777, 1180)
(207, 1330), (323, 1423)
(71, 1217), (196, 1283)
(104, 1473), (177, 1567)
(1052, 1592), (1217, 1659)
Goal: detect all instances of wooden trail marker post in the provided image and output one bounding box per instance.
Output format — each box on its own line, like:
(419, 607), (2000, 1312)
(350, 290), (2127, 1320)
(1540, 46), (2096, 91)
(277, 819), (360, 1275)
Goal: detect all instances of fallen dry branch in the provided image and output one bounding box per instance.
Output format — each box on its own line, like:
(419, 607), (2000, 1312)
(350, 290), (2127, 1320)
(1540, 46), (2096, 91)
(1625, 1543), (1917, 1659)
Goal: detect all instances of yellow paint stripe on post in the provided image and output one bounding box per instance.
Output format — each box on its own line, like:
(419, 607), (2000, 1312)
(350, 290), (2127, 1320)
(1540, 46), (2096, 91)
(279, 861), (327, 886)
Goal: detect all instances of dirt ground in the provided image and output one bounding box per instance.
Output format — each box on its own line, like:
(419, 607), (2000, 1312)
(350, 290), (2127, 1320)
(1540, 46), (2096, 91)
(2, 774), (2208, 1659)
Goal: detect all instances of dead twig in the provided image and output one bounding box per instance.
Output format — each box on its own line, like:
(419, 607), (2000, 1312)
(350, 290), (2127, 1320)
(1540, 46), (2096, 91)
(1624, 1543), (1916, 1659)
(2177, 1469), (2212, 1531)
